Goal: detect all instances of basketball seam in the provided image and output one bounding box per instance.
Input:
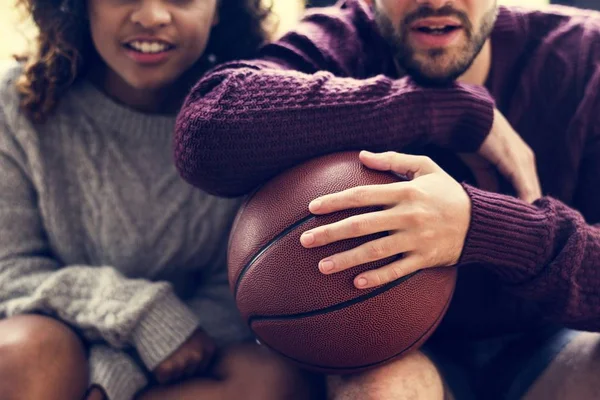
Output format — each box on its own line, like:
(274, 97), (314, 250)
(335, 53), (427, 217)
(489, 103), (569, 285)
(247, 269), (417, 321)
(234, 213), (316, 298)
(251, 281), (455, 371)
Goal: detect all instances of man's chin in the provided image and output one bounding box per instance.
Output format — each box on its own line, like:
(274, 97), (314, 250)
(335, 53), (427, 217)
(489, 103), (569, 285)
(400, 56), (469, 86)
(404, 66), (462, 87)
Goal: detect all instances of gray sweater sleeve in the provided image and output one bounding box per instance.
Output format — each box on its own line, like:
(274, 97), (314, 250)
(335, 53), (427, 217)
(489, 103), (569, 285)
(89, 346), (148, 400)
(88, 264), (250, 400)
(0, 112), (200, 372)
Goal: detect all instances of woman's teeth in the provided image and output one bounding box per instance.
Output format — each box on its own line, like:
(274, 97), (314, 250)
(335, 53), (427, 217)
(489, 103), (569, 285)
(127, 41), (171, 54)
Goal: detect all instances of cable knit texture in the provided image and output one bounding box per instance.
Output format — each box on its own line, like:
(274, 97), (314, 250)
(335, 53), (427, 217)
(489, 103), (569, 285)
(0, 64), (250, 400)
(175, 2), (600, 335)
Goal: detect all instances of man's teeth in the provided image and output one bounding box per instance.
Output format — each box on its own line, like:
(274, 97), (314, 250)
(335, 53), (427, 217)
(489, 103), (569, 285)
(128, 41), (170, 54)
(417, 25), (457, 34)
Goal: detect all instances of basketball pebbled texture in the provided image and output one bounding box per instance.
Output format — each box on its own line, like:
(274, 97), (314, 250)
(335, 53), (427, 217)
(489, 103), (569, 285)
(228, 151), (457, 373)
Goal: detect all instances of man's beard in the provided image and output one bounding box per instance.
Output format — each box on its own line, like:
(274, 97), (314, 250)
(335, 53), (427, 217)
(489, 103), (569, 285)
(374, 3), (498, 86)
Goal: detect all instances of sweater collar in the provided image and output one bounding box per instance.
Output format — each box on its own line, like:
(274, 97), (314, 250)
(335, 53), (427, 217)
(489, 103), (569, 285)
(68, 78), (177, 137)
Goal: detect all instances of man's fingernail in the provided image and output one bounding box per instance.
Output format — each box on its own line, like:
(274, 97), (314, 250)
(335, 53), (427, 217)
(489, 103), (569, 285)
(301, 232), (315, 245)
(309, 200), (322, 212)
(319, 259), (334, 273)
(356, 277), (368, 288)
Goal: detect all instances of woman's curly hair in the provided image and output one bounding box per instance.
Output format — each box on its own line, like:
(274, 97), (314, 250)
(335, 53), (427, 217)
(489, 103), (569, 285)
(15, 0), (274, 123)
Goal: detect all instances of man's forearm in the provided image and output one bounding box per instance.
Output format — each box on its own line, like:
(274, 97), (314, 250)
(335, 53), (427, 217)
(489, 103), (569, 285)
(460, 185), (600, 331)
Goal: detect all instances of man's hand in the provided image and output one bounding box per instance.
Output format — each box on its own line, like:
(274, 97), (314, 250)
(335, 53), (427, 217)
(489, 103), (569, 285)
(153, 328), (216, 385)
(478, 109), (542, 203)
(300, 151), (471, 289)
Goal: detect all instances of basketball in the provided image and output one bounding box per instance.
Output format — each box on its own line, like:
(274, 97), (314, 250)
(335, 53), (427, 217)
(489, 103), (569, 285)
(228, 151), (457, 374)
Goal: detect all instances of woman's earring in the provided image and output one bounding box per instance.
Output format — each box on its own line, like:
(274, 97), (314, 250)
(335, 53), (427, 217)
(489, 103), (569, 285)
(59, 0), (72, 13)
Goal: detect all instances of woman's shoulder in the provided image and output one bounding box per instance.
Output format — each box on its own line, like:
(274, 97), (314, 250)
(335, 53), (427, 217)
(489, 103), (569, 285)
(0, 60), (26, 122)
(0, 61), (42, 160)
(0, 59), (22, 81)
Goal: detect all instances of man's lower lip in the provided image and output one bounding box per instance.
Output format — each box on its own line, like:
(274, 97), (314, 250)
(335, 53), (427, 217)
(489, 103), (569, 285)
(123, 48), (174, 65)
(409, 28), (463, 48)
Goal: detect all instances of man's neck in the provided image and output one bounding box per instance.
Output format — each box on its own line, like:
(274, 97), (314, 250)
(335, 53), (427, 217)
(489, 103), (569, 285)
(458, 39), (492, 86)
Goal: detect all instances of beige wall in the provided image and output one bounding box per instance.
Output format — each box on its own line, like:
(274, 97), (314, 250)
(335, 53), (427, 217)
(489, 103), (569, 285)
(0, 0), (305, 61)
(0, 0), (30, 61)
(0, 0), (551, 61)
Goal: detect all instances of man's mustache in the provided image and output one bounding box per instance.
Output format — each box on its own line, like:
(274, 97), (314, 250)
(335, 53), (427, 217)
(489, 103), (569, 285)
(402, 5), (473, 37)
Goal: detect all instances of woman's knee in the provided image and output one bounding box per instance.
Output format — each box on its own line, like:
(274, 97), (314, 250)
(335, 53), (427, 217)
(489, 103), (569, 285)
(328, 351), (445, 400)
(0, 314), (89, 400)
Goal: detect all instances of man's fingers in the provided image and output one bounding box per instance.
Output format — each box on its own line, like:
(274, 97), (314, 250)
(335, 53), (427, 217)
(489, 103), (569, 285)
(308, 183), (404, 214)
(354, 255), (422, 289)
(317, 234), (413, 275)
(301, 210), (399, 248)
(359, 151), (441, 179)
(307, 152), (444, 215)
(503, 164), (541, 203)
(520, 170), (541, 203)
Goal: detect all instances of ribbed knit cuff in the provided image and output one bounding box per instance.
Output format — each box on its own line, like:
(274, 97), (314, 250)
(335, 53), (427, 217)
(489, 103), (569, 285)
(88, 346), (147, 400)
(132, 291), (200, 370)
(430, 84), (495, 152)
(459, 185), (552, 283)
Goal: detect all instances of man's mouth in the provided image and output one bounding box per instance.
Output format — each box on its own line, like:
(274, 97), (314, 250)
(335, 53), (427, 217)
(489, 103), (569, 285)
(411, 18), (463, 35)
(413, 25), (462, 35)
(406, 17), (465, 49)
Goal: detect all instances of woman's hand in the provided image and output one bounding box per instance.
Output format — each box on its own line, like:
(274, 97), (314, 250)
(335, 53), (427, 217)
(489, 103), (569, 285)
(153, 328), (216, 385)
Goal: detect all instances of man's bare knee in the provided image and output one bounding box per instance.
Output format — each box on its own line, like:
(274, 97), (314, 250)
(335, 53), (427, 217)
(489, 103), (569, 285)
(328, 351), (444, 400)
(524, 332), (600, 400)
(0, 315), (89, 400)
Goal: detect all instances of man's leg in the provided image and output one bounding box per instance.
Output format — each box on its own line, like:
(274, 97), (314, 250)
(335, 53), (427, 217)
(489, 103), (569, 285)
(523, 332), (600, 400)
(327, 351), (447, 400)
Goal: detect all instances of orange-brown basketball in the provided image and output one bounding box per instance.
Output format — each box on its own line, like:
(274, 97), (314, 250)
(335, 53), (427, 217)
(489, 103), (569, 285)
(228, 151), (456, 374)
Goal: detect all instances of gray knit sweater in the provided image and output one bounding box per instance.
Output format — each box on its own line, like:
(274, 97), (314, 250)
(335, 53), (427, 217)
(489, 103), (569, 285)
(0, 63), (250, 400)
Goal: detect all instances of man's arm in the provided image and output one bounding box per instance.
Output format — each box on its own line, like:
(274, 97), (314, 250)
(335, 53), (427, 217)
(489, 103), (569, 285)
(461, 90), (600, 331)
(174, 5), (494, 197)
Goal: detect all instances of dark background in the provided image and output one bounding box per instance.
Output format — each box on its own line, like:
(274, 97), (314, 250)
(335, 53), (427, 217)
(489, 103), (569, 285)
(553, 0), (599, 8)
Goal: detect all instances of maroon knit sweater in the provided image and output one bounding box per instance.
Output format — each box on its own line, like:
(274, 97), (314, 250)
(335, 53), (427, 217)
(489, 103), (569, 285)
(175, 2), (600, 336)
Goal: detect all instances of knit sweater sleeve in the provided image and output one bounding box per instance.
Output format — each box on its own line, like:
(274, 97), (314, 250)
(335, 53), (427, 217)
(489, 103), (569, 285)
(88, 346), (148, 400)
(174, 6), (494, 197)
(458, 67), (600, 331)
(0, 112), (200, 372)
